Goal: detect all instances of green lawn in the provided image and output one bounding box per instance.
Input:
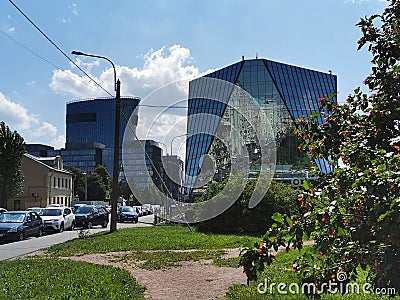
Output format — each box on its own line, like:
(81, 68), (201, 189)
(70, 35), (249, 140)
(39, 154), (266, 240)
(1, 226), (398, 299)
(0, 225), (255, 299)
(0, 258), (145, 300)
(46, 225), (255, 256)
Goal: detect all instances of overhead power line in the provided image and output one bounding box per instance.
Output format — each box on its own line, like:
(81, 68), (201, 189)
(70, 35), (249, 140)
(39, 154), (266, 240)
(8, 0), (113, 97)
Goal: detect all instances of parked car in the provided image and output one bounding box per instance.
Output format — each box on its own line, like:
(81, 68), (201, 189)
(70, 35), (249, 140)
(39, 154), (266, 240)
(74, 205), (109, 229)
(72, 203), (86, 213)
(142, 204), (153, 215)
(27, 207), (44, 215)
(0, 211), (43, 241)
(132, 206), (144, 216)
(40, 207), (75, 232)
(46, 204), (65, 208)
(117, 206), (138, 223)
(141, 205), (151, 215)
(0, 208), (7, 214)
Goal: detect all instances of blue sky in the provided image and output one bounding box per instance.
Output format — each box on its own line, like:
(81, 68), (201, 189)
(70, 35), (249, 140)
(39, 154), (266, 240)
(0, 0), (388, 152)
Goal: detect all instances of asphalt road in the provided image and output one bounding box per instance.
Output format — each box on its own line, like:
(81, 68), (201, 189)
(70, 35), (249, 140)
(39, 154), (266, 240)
(0, 214), (154, 261)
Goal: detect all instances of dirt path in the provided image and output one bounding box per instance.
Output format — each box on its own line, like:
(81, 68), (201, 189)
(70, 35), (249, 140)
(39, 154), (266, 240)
(65, 248), (246, 300)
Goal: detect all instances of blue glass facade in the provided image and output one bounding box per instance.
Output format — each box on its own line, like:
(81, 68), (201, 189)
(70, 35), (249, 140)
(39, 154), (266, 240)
(66, 97), (140, 178)
(185, 59), (337, 190)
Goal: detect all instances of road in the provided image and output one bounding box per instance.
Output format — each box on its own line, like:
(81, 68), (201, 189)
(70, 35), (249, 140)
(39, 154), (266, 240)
(0, 214), (154, 261)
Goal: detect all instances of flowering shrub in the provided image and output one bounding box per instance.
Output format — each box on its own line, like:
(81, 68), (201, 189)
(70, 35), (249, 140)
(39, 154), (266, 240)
(239, 0), (400, 294)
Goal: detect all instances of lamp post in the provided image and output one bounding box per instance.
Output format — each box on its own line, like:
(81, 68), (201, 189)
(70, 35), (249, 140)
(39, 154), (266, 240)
(82, 172), (88, 201)
(72, 50), (120, 233)
(170, 133), (191, 156)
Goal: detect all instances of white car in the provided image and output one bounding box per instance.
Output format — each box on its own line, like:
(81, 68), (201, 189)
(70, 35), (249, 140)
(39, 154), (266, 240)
(40, 207), (75, 232)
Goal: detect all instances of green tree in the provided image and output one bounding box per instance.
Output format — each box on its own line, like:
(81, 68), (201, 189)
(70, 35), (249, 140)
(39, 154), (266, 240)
(87, 172), (107, 201)
(118, 181), (130, 200)
(0, 122), (25, 209)
(93, 164), (110, 191)
(66, 167), (85, 201)
(240, 0), (400, 293)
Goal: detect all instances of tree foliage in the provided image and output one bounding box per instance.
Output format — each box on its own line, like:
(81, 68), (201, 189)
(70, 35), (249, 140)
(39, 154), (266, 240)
(68, 165), (111, 202)
(66, 166), (85, 200)
(195, 179), (298, 235)
(0, 122), (25, 208)
(87, 165), (111, 201)
(240, 0), (400, 294)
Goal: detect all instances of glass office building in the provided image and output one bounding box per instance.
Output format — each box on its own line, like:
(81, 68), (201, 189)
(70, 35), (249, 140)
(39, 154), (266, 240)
(122, 139), (164, 190)
(66, 97), (140, 178)
(185, 58), (337, 192)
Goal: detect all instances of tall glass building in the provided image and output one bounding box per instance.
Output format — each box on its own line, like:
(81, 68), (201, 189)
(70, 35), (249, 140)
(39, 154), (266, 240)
(185, 58), (337, 192)
(66, 97), (140, 177)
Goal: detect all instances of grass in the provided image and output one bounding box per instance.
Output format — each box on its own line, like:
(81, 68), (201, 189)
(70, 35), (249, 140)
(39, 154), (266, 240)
(46, 225), (255, 257)
(2, 225), (398, 299)
(224, 245), (400, 300)
(110, 249), (226, 270)
(0, 225), (255, 299)
(0, 258), (145, 300)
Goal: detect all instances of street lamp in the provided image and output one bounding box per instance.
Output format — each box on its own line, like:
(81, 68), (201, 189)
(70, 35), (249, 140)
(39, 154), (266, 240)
(82, 172), (87, 201)
(72, 50), (120, 233)
(170, 133), (191, 156)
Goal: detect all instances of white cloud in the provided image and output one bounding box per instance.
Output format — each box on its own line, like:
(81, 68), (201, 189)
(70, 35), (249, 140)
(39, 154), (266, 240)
(8, 27), (15, 33)
(51, 135), (66, 149)
(0, 92), (63, 148)
(69, 3), (78, 16)
(32, 122), (57, 138)
(0, 92), (39, 130)
(50, 69), (100, 98)
(50, 45), (202, 98)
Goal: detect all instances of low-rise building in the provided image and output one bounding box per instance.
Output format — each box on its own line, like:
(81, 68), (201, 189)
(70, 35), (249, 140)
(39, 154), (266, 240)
(8, 154), (73, 210)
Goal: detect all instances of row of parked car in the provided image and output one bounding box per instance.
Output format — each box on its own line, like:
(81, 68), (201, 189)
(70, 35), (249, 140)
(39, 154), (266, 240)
(0, 204), (110, 242)
(0, 203), (154, 242)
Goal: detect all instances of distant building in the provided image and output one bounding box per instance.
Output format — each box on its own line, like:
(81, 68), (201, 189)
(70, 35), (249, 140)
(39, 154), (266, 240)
(47, 142), (105, 173)
(27, 96), (140, 177)
(25, 144), (54, 157)
(122, 139), (164, 191)
(9, 154), (73, 210)
(162, 155), (184, 200)
(185, 58), (337, 192)
(66, 96), (140, 178)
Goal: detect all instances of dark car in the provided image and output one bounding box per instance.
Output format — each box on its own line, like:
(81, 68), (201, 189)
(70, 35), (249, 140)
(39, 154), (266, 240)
(117, 206), (139, 223)
(74, 205), (109, 229)
(0, 211), (43, 241)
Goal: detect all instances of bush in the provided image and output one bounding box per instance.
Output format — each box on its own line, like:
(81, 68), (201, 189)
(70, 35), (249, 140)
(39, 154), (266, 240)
(195, 180), (298, 235)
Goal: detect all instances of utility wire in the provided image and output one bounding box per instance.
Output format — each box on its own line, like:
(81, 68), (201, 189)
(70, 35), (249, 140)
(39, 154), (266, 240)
(8, 0), (113, 98)
(0, 29), (104, 95)
(0, 29), (62, 70)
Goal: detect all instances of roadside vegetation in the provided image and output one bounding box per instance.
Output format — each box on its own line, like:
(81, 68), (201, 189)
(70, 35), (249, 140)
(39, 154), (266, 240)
(0, 258), (145, 299)
(226, 246), (399, 300)
(238, 0), (400, 297)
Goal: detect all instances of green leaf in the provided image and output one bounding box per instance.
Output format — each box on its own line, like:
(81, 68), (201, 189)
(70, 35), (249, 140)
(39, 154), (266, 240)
(303, 179), (311, 190)
(271, 212), (284, 224)
(285, 215), (293, 227)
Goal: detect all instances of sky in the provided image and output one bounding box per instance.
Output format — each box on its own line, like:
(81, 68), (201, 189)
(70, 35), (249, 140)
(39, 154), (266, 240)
(0, 0), (388, 157)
